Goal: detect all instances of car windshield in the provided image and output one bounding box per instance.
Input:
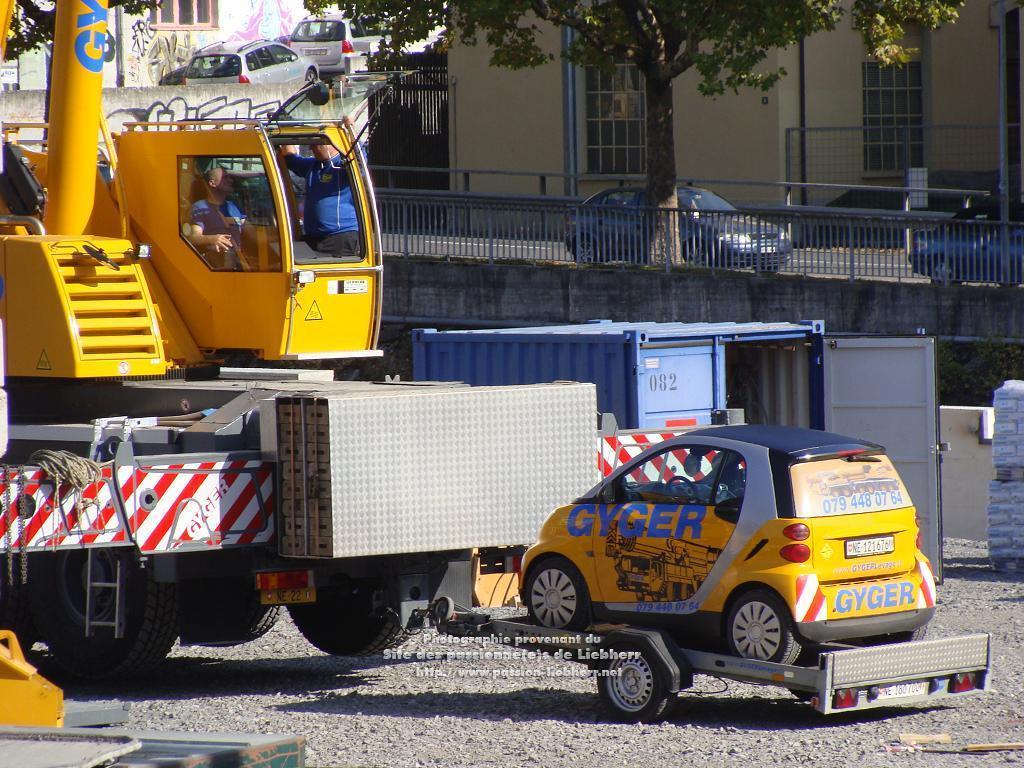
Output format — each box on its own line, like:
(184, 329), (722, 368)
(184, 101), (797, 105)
(677, 188), (736, 212)
(790, 455), (912, 518)
(187, 54), (241, 78)
(292, 20), (346, 42)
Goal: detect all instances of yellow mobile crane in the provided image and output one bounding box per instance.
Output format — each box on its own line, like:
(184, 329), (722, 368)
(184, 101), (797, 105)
(0, 0), (382, 379)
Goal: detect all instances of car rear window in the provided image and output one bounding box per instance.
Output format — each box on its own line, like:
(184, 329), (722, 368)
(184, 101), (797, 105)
(187, 54), (241, 78)
(291, 20), (347, 42)
(790, 455), (911, 518)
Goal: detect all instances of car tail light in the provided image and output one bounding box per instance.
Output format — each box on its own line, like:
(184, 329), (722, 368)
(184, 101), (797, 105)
(341, 39), (355, 54)
(832, 688), (859, 709)
(950, 672), (978, 693)
(780, 543), (810, 563)
(238, 73), (251, 84)
(783, 523), (810, 541)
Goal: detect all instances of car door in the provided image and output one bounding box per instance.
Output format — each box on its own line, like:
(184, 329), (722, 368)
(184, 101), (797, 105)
(270, 44), (302, 82)
(591, 443), (745, 614)
(583, 189), (640, 262)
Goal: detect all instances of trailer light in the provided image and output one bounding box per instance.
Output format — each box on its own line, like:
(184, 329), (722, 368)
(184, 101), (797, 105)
(255, 570), (313, 591)
(511, 554), (523, 576)
(780, 543), (811, 563)
(782, 523), (810, 541)
(832, 688), (859, 709)
(950, 672), (978, 693)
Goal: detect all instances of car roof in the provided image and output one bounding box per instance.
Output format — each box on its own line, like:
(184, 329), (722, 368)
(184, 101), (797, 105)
(685, 424), (883, 456)
(297, 13), (348, 23)
(196, 39), (279, 56)
(952, 202), (1024, 221)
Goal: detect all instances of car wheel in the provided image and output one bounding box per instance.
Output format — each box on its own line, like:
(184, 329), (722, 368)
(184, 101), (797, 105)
(725, 589), (801, 664)
(305, 67), (318, 83)
(524, 557), (591, 630)
(597, 640), (676, 723)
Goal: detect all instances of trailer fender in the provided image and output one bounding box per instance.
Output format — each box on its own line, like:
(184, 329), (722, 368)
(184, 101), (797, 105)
(601, 627), (693, 693)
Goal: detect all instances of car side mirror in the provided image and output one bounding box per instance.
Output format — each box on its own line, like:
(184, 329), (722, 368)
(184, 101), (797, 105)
(309, 82), (331, 106)
(715, 496), (741, 523)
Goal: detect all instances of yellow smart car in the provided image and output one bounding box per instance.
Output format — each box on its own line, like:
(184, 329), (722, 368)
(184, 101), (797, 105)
(521, 425), (936, 663)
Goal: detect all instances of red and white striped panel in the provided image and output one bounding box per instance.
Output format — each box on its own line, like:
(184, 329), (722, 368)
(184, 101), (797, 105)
(915, 556), (936, 608)
(117, 459), (275, 553)
(794, 573), (828, 622)
(0, 467), (125, 550)
(599, 434), (720, 480)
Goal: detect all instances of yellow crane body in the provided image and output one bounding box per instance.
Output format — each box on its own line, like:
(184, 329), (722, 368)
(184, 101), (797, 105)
(0, 630), (64, 727)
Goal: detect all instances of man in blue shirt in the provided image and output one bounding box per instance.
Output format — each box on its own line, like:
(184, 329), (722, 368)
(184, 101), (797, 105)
(279, 131), (361, 260)
(188, 166), (248, 270)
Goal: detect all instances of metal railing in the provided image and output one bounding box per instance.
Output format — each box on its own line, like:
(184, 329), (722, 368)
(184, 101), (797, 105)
(376, 191), (1023, 286)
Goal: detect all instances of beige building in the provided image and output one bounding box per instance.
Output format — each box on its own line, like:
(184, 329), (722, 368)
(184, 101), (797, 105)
(447, 0), (1017, 205)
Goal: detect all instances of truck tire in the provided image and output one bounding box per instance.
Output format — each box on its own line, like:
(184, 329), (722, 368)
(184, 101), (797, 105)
(725, 588), (802, 665)
(524, 556), (591, 631)
(29, 549), (178, 680)
(597, 640), (676, 723)
(288, 584), (407, 656)
(0, 563), (37, 647)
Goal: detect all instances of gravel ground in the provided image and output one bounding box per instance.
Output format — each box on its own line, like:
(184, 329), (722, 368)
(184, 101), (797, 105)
(62, 538), (1022, 768)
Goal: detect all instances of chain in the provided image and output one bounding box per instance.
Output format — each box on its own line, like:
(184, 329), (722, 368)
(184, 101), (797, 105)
(3, 464), (12, 588)
(15, 469), (27, 585)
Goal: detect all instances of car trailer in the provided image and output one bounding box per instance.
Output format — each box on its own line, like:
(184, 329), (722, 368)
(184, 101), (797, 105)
(421, 599), (992, 723)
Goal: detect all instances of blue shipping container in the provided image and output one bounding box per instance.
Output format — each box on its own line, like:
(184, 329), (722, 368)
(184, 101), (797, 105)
(413, 320), (825, 429)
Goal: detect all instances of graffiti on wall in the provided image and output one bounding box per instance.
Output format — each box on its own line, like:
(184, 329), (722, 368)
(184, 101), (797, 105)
(105, 92), (285, 132)
(122, 0), (307, 87)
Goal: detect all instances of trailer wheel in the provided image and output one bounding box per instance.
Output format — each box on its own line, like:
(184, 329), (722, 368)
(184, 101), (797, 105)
(288, 584), (406, 656)
(597, 641), (675, 723)
(726, 589), (801, 664)
(29, 550), (178, 679)
(524, 557), (591, 631)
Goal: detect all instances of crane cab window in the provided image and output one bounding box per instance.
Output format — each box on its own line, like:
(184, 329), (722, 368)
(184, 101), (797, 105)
(178, 155), (282, 272)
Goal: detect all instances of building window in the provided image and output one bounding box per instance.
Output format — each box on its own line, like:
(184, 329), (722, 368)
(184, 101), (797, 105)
(150, 0), (217, 29)
(585, 63), (645, 174)
(862, 61), (923, 172)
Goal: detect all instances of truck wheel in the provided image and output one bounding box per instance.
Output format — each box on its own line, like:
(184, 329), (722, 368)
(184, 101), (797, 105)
(597, 641), (675, 723)
(0, 563), (38, 647)
(29, 550), (178, 679)
(524, 557), (591, 631)
(726, 589), (801, 664)
(288, 584), (406, 656)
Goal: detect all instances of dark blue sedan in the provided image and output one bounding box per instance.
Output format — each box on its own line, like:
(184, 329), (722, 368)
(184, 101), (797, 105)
(565, 185), (792, 270)
(910, 203), (1024, 284)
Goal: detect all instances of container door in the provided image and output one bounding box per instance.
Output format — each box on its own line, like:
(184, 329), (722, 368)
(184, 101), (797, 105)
(636, 345), (715, 428)
(822, 336), (941, 577)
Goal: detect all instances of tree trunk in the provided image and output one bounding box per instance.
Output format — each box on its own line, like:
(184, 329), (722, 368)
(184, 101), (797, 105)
(644, 74), (679, 265)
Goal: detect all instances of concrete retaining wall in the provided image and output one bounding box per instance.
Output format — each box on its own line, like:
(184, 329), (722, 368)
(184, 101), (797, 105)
(382, 258), (1024, 340)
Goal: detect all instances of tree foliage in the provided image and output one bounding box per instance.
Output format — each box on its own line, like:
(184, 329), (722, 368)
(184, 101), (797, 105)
(305, 0), (964, 210)
(6, 0), (158, 61)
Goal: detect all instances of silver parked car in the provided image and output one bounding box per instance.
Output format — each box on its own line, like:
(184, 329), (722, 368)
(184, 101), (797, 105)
(184, 40), (318, 85)
(287, 14), (385, 77)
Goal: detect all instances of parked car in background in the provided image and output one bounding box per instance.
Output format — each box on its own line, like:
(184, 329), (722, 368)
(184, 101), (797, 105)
(184, 40), (318, 85)
(565, 185), (792, 270)
(287, 14), (385, 77)
(910, 202), (1024, 283)
(158, 64), (187, 85)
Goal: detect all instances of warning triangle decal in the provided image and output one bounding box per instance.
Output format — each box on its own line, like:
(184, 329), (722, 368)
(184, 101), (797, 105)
(36, 349), (52, 371)
(305, 300), (323, 321)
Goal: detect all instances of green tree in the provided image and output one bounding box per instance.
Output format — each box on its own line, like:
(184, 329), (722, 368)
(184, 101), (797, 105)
(306, 0), (963, 217)
(6, 0), (158, 60)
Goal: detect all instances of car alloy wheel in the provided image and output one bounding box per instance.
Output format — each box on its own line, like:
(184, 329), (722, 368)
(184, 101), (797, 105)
(726, 589), (801, 664)
(525, 557), (591, 630)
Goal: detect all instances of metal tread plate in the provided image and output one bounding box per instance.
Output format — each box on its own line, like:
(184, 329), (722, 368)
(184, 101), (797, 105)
(827, 634), (990, 687)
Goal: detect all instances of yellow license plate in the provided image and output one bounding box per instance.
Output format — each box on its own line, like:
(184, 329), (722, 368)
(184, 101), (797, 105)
(260, 587), (317, 605)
